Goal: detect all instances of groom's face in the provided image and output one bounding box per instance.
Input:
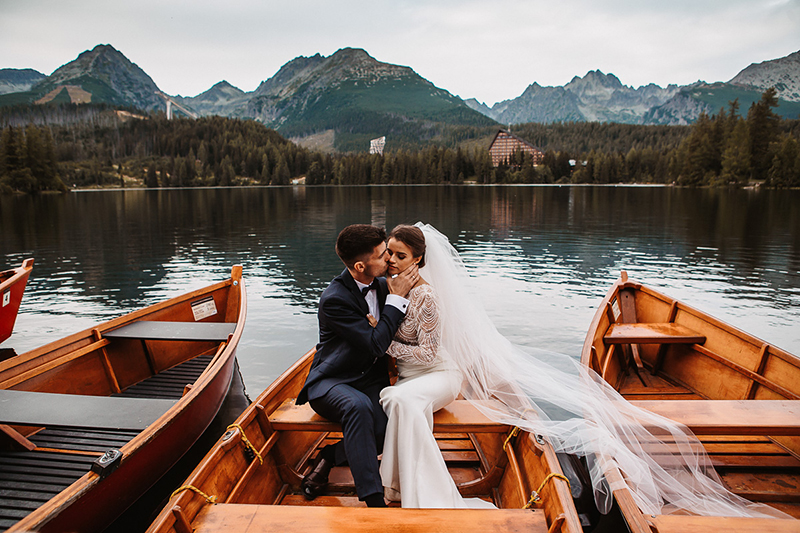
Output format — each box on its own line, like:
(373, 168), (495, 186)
(359, 242), (389, 280)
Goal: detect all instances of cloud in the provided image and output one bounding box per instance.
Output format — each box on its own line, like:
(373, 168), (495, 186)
(1, 0), (798, 104)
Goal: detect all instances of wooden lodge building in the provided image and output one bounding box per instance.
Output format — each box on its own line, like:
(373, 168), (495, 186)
(488, 129), (544, 167)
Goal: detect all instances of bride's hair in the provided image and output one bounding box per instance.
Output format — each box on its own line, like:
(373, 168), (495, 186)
(388, 225), (426, 268)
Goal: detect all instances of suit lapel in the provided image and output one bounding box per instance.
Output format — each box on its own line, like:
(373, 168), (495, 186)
(340, 269), (369, 315)
(377, 277), (388, 309)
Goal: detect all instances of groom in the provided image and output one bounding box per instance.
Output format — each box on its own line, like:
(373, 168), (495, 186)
(296, 224), (419, 507)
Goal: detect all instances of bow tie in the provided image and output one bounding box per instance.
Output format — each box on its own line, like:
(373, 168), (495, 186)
(361, 279), (380, 296)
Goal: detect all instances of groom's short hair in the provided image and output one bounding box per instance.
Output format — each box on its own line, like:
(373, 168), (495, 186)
(336, 224), (387, 268)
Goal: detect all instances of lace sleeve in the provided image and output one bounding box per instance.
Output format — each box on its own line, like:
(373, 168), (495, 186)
(387, 287), (441, 365)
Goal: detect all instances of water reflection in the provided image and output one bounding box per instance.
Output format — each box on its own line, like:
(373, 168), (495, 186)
(1, 185), (798, 392)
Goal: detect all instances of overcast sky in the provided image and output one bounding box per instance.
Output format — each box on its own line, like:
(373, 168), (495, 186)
(2, 0), (799, 105)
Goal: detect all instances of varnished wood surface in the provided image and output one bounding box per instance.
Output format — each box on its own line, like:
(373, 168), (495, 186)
(192, 504), (550, 533)
(650, 514), (800, 532)
(581, 271), (800, 531)
(631, 400), (800, 435)
(269, 398), (510, 433)
(604, 323), (706, 344)
(145, 347), (584, 533)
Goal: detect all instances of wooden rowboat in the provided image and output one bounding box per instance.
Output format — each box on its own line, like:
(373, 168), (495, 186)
(0, 258), (34, 345)
(0, 265), (247, 532)
(581, 271), (800, 532)
(145, 348), (588, 533)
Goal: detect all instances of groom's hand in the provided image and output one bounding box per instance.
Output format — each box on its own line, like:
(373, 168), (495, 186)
(387, 263), (419, 297)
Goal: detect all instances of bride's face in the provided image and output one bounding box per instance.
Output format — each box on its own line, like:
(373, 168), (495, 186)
(387, 238), (420, 276)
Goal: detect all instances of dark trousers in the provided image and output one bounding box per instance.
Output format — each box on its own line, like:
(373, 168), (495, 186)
(309, 369), (388, 500)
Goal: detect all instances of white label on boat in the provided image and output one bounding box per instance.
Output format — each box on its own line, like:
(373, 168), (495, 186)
(191, 296), (217, 321)
(610, 297), (621, 321)
(2, 291), (9, 307)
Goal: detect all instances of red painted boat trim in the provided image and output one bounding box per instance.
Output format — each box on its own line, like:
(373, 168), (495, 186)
(0, 258), (34, 344)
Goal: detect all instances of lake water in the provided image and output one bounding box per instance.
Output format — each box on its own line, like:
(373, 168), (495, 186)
(2, 185), (799, 395)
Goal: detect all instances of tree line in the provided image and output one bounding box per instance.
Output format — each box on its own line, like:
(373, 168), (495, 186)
(1, 88), (799, 193)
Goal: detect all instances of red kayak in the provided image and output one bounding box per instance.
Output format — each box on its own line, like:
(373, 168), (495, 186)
(0, 258), (33, 344)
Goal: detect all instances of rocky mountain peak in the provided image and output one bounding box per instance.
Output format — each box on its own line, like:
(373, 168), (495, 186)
(207, 80), (244, 95)
(253, 48), (418, 100)
(567, 70), (624, 91)
(180, 79), (248, 116)
(729, 49), (800, 102)
(41, 43), (163, 110)
(0, 68), (46, 95)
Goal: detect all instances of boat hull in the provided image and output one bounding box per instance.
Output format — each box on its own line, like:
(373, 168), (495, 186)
(0, 259), (33, 344)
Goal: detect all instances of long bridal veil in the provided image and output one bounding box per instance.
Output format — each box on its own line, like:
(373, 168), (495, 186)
(415, 222), (787, 518)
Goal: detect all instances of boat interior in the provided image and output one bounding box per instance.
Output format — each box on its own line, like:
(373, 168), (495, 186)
(0, 282), (239, 530)
(153, 352), (591, 533)
(584, 274), (800, 528)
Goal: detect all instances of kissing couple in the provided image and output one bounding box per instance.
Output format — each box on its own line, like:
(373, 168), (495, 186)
(295, 222), (788, 517)
(296, 223), (489, 508)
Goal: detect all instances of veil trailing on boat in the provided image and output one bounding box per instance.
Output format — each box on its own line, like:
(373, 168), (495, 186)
(415, 222), (787, 519)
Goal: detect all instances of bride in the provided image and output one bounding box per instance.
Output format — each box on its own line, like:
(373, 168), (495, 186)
(377, 222), (787, 518)
(378, 224), (494, 508)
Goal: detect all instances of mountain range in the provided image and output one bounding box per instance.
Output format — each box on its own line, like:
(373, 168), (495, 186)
(466, 50), (800, 125)
(1, 45), (799, 150)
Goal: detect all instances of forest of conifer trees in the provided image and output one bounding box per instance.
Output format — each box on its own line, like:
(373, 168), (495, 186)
(1, 88), (798, 194)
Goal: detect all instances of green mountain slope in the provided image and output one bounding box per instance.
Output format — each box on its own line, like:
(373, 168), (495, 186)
(688, 82), (800, 119)
(239, 48), (496, 151)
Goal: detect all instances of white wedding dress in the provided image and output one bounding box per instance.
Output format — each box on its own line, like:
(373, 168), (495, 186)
(379, 284), (495, 508)
(379, 223), (787, 519)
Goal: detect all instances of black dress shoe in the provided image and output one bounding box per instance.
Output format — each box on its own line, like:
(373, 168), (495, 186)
(302, 455), (333, 500)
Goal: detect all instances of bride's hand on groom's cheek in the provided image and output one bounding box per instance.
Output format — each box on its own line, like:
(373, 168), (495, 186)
(387, 264), (419, 297)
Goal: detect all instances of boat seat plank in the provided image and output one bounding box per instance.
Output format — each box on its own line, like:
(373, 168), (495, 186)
(0, 389), (176, 431)
(192, 504), (548, 533)
(104, 321), (235, 341)
(269, 399), (509, 433)
(651, 514), (799, 532)
(605, 323), (706, 344)
(631, 400), (800, 436)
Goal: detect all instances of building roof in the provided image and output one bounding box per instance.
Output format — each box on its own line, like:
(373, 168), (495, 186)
(489, 129), (542, 152)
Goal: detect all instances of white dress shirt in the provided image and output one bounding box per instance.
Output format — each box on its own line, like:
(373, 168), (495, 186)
(354, 278), (409, 321)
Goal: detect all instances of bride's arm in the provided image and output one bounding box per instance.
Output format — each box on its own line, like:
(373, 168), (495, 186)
(387, 289), (440, 365)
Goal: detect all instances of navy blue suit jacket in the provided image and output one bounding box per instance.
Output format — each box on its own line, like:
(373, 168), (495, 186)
(297, 268), (406, 405)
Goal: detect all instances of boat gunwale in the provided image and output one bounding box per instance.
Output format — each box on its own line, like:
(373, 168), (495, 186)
(0, 258), (34, 290)
(0, 275), (236, 375)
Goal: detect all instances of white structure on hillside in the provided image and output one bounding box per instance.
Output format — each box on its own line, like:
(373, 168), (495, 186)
(369, 136), (386, 155)
(155, 91), (198, 120)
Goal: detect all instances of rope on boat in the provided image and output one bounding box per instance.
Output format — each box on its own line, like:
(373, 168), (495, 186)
(503, 407), (539, 451)
(226, 423), (263, 465)
(524, 473), (571, 509)
(503, 426), (520, 451)
(170, 484), (217, 504)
